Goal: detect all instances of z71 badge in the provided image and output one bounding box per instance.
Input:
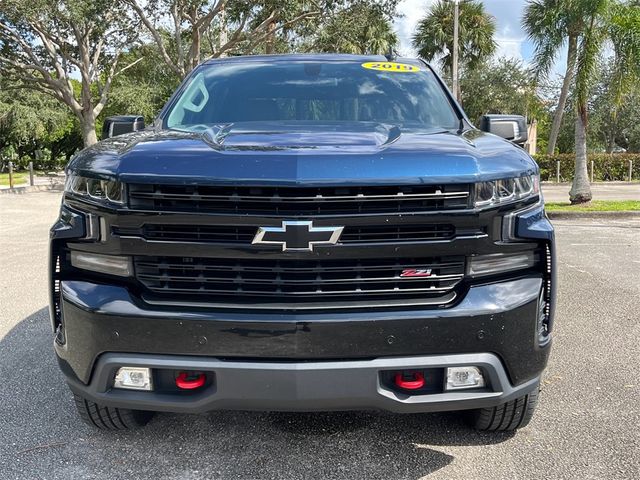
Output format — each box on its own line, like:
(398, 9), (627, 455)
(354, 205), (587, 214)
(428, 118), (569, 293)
(400, 268), (433, 277)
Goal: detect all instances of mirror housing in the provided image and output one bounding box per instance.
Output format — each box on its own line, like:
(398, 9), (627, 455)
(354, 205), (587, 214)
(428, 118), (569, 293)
(480, 115), (528, 147)
(102, 115), (145, 139)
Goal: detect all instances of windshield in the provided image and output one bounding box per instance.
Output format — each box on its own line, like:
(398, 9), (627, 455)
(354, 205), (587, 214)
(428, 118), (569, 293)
(164, 60), (460, 131)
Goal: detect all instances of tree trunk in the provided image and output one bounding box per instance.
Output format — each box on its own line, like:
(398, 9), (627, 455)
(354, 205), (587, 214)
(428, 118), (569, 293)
(50, 146), (58, 167)
(547, 34), (578, 154)
(219, 5), (227, 53)
(607, 127), (616, 154)
(266, 21), (276, 54)
(190, 27), (201, 72)
(570, 108), (593, 203)
(606, 111), (617, 154)
(80, 113), (98, 148)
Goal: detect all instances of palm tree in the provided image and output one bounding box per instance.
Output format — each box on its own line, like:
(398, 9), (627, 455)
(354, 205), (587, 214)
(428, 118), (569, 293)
(524, 0), (640, 203)
(605, 2), (640, 126)
(570, 0), (640, 203)
(523, 0), (584, 155)
(412, 0), (496, 94)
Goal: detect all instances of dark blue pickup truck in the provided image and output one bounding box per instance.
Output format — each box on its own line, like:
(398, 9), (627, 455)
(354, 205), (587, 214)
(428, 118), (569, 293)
(50, 54), (555, 432)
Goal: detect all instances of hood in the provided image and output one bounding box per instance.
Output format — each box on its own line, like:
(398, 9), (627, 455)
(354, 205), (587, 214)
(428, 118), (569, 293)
(69, 122), (538, 186)
(203, 121), (402, 152)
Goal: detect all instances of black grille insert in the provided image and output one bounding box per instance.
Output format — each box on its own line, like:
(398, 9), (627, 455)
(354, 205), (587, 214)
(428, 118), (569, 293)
(134, 256), (465, 307)
(128, 184), (470, 215)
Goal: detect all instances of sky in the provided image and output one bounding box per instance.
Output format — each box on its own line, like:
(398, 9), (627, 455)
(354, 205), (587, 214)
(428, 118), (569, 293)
(393, 0), (566, 74)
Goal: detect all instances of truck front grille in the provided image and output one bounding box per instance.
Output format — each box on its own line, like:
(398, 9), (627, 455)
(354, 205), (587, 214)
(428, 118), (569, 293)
(125, 183), (475, 309)
(134, 256), (465, 308)
(128, 184), (470, 215)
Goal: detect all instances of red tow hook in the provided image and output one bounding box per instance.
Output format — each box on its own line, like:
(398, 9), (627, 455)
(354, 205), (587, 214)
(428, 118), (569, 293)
(175, 372), (206, 390)
(394, 371), (425, 390)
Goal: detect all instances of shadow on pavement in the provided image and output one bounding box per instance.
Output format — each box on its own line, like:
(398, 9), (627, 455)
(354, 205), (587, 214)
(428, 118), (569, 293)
(0, 308), (514, 479)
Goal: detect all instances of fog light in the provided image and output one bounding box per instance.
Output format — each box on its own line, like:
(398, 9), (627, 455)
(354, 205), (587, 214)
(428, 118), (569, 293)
(70, 251), (132, 277)
(445, 366), (485, 390)
(467, 251), (536, 277)
(114, 367), (153, 391)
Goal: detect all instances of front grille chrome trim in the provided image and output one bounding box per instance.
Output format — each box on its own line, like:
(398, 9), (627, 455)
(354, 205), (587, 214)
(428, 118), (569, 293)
(129, 191), (470, 202)
(114, 223), (458, 245)
(127, 183), (472, 215)
(135, 273), (464, 285)
(141, 291), (458, 310)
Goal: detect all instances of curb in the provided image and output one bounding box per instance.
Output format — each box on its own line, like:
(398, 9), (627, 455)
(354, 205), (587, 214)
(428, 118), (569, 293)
(547, 210), (640, 219)
(0, 184), (64, 195)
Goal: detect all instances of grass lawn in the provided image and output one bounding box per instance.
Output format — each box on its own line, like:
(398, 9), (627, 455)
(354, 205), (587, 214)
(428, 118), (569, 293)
(0, 172), (29, 187)
(545, 200), (640, 212)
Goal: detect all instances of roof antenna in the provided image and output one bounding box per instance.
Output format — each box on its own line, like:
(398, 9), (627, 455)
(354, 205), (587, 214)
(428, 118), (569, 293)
(385, 46), (397, 62)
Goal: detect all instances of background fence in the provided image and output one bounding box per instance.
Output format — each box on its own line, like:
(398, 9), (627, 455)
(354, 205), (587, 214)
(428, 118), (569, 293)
(534, 153), (639, 182)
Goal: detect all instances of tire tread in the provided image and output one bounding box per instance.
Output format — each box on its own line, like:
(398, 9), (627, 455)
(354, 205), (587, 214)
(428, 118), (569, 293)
(468, 385), (539, 432)
(72, 393), (154, 430)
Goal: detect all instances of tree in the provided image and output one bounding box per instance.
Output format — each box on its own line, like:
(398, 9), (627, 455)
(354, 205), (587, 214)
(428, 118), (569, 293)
(604, 0), (640, 151)
(0, 79), (81, 168)
(524, 0), (640, 203)
(311, 3), (397, 55)
(101, 43), (182, 125)
(126, 1), (399, 79)
(0, 0), (140, 147)
(412, 0), (496, 91)
(523, 0), (587, 155)
(460, 57), (546, 124)
(570, 0), (640, 203)
(591, 61), (640, 153)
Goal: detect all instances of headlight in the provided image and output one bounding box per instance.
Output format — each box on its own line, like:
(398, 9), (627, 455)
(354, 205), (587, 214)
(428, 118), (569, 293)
(474, 174), (539, 208)
(65, 173), (124, 204)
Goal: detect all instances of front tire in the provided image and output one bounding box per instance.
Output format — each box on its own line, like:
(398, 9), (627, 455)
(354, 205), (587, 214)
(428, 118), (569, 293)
(467, 385), (539, 431)
(73, 393), (154, 430)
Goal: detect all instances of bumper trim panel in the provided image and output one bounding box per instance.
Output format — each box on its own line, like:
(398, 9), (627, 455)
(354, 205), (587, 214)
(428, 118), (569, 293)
(65, 352), (540, 414)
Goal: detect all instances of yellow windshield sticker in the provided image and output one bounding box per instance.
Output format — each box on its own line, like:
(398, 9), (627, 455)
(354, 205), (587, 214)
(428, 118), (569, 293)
(361, 62), (420, 73)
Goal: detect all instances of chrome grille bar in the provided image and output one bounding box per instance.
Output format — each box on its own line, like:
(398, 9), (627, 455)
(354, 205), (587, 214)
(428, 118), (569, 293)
(128, 184), (471, 215)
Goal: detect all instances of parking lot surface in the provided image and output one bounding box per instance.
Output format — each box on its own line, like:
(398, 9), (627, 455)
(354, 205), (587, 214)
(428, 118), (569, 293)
(1, 191), (638, 480)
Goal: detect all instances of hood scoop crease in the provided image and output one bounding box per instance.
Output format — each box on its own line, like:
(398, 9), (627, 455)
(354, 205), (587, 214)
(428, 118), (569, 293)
(202, 121), (401, 152)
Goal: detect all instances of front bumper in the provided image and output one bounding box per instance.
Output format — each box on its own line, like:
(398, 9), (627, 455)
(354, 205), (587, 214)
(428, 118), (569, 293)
(55, 275), (550, 413)
(51, 192), (555, 414)
(65, 352), (540, 414)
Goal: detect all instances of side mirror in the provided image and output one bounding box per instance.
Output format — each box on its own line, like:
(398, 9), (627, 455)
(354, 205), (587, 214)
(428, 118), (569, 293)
(102, 115), (145, 139)
(480, 115), (528, 147)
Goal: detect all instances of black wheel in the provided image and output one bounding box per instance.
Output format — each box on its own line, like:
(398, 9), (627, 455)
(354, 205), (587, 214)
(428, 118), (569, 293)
(73, 393), (154, 430)
(467, 385), (539, 431)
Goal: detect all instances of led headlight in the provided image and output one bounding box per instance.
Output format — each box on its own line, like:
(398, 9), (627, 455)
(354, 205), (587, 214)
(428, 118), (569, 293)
(474, 174), (539, 208)
(65, 173), (124, 204)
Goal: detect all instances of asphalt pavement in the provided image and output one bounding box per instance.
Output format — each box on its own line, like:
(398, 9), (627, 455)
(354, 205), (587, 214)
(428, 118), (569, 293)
(0, 191), (638, 480)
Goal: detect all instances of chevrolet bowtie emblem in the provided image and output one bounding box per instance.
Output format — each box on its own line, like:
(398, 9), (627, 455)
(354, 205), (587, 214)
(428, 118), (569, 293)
(252, 221), (344, 252)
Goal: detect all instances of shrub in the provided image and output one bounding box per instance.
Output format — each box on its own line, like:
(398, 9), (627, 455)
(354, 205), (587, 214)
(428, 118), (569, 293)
(534, 153), (640, 182)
